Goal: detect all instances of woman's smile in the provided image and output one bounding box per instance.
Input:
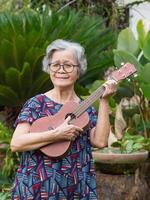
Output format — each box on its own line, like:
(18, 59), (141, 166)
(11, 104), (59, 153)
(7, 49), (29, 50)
(55, 75), (69, 79)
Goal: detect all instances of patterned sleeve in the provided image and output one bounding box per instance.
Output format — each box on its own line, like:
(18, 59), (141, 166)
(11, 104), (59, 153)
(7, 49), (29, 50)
(87, 106), (98, 131)
(14, 96), (41, 128)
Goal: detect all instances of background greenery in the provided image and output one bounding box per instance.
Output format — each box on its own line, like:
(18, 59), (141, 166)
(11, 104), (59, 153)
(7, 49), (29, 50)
(1, 0), (150, 198)
(0, 8), (117, 126)
(114, 20), (150, 138)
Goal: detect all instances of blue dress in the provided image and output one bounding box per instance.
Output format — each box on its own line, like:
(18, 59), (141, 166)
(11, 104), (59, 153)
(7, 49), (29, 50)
(12, 94), (98, 200)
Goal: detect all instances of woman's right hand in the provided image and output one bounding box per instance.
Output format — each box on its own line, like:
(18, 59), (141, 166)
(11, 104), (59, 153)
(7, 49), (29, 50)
(55, 116), (83, 141)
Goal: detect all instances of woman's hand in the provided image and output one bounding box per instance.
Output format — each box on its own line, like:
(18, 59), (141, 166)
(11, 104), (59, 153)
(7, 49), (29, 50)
(101, 79), (117, 99)
(55, 116), (83, 141)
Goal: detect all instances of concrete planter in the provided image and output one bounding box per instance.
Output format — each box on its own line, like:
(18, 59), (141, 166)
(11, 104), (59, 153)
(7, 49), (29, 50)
(92, 148), (149, 174)
(93, 148), (150, 199)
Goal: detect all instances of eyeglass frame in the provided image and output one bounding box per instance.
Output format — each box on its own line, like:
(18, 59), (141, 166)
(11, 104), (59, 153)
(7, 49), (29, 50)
(48, 62), (79, 73)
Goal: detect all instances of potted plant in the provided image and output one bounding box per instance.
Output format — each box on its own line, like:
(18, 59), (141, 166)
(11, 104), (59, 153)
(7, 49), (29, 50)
(93, 131), (149, 174)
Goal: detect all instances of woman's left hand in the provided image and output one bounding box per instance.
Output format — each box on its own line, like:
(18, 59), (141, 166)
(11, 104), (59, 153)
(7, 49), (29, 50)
(102, 79), (117, 99)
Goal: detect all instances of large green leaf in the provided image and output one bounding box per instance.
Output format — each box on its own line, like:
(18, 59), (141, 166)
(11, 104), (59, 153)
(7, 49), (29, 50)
(117, 28), (138, 55)
(138, 63), (150, 84)
(140, 83), (150, 100)
(143, 31), (150, 61)
(113, 49), (142, 71)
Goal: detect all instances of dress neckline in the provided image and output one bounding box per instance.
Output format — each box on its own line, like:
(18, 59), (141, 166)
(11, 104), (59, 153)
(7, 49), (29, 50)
(41, 93), (63, 105)
(41, 93), (82, 105)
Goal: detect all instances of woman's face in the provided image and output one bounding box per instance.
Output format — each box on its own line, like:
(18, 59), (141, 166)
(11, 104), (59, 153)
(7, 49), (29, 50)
(49, 49), (79, 88)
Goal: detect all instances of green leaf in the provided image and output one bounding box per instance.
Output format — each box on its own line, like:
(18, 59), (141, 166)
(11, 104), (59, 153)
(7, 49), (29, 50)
(114, 82), (134, 103)
(111, 141), (122, 147)
(139, 63), (150, 84)
(5, 67), (21, 95)
(137, 20), (147, 49)
(117, 28), (138, 54)
(132, 143), (143, 151)
(12, 34), (27, 68)
(113, 49), (142, 71)
(124, 132), (144, 142)
(0, 39), (14, 69)
(24, 47), (44, 75)
(0, 122), (12, 144)
(143, 31), (150, 61)
(125, 140), (134, 153)
(140, 83), (150, 100)
(0, 192), (11, 200)
(0, 68), (5, 84)
(75, 83), (89, 96)
(31, 73), (50, 94)
(88, 80), (104, 93)
(20, 63), (32, 97)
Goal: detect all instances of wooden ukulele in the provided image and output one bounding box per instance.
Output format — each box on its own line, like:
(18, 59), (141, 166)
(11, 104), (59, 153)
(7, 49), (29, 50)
(30, 63), (136, 159)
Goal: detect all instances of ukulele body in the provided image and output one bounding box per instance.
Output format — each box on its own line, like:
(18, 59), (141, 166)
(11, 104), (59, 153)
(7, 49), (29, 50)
(30, 101), (89, 159)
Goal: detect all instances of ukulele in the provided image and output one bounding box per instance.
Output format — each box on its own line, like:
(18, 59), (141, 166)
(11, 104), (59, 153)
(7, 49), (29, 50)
(30, 63), (137, 159)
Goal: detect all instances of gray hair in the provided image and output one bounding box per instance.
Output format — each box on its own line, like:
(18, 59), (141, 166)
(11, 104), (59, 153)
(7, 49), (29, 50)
(42, 39), (87, 76)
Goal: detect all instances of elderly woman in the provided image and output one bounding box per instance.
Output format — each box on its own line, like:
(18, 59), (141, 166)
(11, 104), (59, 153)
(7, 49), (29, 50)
(11, 39), (117, 200)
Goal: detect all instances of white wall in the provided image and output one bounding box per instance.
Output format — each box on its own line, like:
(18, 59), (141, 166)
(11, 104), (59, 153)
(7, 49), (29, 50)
(129, 2), (150, 37)
(116, 0), (142, 6)
(117, 0), (150, 37)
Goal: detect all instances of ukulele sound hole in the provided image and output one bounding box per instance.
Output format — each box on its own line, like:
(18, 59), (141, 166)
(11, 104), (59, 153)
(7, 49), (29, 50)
(65, 113), (76, 120)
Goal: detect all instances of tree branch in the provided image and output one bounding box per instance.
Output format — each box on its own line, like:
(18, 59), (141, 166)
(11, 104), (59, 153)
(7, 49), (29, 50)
(57, 0), (77, 13)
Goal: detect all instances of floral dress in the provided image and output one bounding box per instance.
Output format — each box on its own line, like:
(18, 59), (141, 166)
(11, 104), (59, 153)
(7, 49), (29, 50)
(12, 94), (98, 200)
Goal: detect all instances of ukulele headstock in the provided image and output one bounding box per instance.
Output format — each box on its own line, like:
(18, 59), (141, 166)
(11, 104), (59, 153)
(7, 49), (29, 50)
(111, 63), (137, 82)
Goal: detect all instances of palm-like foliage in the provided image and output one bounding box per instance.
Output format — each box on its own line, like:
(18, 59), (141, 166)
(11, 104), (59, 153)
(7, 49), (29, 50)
(0, 8), (116, 124)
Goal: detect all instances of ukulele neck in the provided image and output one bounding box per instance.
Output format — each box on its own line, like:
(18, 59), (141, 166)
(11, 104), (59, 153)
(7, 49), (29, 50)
(70, 62), (137, 121)
(72, 85), (105, 119)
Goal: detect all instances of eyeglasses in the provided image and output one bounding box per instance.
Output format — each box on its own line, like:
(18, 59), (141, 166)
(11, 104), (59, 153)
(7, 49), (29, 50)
(48, 62), (79, 73)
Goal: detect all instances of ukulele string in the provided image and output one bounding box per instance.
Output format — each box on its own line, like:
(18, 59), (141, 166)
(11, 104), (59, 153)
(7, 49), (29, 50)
(73, 86), (105, 118)
(75, 87), (104, 116)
